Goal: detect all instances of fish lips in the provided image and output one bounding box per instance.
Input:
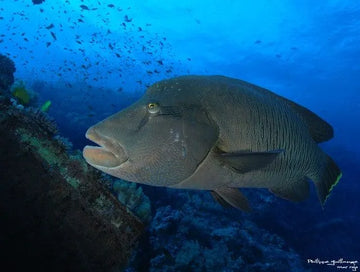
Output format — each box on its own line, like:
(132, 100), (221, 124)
(83, 127), (129, 168)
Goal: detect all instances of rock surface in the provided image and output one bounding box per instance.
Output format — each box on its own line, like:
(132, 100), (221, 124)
(0, 62), (144, 271)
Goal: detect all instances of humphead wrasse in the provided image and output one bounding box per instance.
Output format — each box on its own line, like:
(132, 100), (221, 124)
(83, 75), (342, 211)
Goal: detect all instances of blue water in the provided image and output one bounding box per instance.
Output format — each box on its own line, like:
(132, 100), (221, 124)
(1, 0), (359, 271)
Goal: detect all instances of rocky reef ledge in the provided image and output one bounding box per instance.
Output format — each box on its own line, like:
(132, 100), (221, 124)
(0, 55), (144, 272)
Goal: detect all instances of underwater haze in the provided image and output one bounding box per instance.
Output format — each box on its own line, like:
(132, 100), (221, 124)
(1, 0), (360, 271)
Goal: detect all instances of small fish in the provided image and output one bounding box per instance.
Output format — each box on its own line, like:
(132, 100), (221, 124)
(46, 23), (54, 29)
(40, 100), (51, 112)
(83, 76), (342, 212)
(124, 15), (132, 22)
(80, 5), (89, 10)
(32, 0), (45, 5)
(50, 31), (56, 40)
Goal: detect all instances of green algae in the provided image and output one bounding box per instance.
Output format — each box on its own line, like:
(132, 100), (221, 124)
(16, 128), (80, 189)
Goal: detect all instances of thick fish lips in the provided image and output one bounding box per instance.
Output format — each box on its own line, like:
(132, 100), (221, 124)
(83, 127), (129, 168)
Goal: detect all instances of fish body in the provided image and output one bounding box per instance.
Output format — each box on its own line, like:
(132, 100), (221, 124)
(83, 76), (341, 211)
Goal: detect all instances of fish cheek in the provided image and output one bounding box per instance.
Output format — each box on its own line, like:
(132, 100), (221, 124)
(130, 111), (218, 186)
(122, 119), (188, 185)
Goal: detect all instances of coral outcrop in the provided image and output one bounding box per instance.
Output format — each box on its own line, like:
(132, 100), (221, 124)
(0, 53), (15, 92)
(0, 54), (144, 272)
(126, 190), (310, 272)
(113, 180), (152, 223)
(0, 98), (144, 272)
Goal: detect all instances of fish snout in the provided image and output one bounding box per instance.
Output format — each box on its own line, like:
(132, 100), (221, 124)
(83, 127), (128, 168)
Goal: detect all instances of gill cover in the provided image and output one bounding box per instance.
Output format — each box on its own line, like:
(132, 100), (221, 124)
(180, 106), (219, 164)
(130, 105), (219, 186)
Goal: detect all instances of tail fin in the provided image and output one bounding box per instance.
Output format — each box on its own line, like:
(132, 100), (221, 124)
(313, 155), (342, 207)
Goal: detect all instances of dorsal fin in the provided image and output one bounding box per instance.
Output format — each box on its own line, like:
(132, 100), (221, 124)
(276, 96), (333, 143)
(210, 76), (334, 143)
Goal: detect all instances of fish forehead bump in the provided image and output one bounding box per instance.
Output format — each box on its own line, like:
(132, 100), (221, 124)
(145, 75), (212, 102)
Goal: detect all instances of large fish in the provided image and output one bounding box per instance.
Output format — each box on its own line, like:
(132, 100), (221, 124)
(83, 75), (342, 211)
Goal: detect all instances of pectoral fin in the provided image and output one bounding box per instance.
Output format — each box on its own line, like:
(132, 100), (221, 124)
(211, 188), (251, 212)
(218, 149), (284, 173)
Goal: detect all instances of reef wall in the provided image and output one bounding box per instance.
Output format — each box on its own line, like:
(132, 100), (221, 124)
(0, 54), (144, 272)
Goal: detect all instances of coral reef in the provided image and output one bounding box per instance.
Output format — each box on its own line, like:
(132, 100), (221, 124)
(0, 53), (15, 92)
(0, 54), (49, 111)
(0, 82), (144, 271)
(11, 80), (31, 104)
(126, 190), (310, 272)
(10, 79), (38, 106)
(112, 180), (152, 223)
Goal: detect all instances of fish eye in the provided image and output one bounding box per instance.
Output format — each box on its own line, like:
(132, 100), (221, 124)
(147, 102), (160, 114)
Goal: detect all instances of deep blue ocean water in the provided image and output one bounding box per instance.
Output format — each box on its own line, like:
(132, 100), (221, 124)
(1, 0), (359, 271)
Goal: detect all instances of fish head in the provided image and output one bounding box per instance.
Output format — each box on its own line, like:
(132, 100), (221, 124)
(83, 83), (218, 187)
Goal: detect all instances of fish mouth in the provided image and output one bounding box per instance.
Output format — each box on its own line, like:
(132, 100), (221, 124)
(83, 127), (129, 168)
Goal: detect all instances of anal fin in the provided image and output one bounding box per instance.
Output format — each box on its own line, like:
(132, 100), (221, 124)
(269, 178), (310, 202)
(211, 187), (251, 212)
(210, 191), (232, 208)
